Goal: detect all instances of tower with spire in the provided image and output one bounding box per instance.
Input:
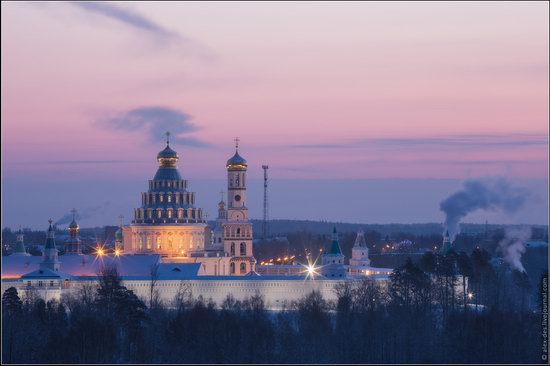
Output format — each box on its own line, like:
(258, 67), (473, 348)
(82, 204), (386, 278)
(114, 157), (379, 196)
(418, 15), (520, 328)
(320, 227), (346, 278)
(65, 209), (82, 255)
(223, 138), (257, 275)
(41, 219), (60, 271)
(349, 229), (370, 267)
(12, 226), (30, 256)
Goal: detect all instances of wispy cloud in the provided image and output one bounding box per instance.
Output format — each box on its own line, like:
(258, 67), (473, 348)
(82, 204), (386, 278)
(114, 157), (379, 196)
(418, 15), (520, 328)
(64, 2), (213, 57)
(70, 1), (179, 39)
(99, 106), (210, 147)
(34, 160), (140, 165)
(288, 133), (548, 149)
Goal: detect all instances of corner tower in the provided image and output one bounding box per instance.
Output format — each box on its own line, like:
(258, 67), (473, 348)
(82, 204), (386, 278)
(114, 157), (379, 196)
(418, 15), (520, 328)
(321, 227), (346, 278)
(12, 227), (30, 256)
(41, 219), (60, 271)
(223, 138), (256, 275)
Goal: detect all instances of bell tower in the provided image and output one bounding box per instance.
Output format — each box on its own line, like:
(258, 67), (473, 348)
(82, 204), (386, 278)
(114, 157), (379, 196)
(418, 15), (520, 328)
(223, 138), (256, 275)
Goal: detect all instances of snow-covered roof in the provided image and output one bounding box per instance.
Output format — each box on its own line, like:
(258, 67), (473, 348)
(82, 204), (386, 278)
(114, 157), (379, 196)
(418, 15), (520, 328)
(2, 256), (43, 278)
(2, 254), (201, 279)
(21, 268), (72, 279)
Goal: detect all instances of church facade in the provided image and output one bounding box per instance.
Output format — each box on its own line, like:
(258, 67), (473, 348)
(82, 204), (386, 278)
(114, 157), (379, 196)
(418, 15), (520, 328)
(122, 134), (256, 276)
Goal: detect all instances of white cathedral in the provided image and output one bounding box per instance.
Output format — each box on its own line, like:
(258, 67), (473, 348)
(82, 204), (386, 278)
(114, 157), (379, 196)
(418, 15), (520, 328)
(2, 135), (392, 309)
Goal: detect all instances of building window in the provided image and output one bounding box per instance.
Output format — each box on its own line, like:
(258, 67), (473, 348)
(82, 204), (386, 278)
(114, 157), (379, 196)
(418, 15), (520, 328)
(240, 242), (246, 256)
(157, 236), (162, 250)
(160, 195), (164, 202)
(230, 262), (235, 274)
(38, 281), (43, 287)
(27, 281), (31, 287)
(167, 194), (172, 202)
(147, 237), (152, 250)
(240, 263), (246, 274)
(50, 280), (54, 287)
(230, 242), (235, 256)
(237, 228), (241, 236)
(168, 210), (172, 218)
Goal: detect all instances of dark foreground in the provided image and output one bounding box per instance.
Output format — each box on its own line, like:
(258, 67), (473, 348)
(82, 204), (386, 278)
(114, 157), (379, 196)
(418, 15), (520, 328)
(2, 249), (547, 364)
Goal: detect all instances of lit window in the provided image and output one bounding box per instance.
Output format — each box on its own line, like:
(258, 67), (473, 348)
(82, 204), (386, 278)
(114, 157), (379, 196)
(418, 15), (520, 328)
(168, 195), (172, 202)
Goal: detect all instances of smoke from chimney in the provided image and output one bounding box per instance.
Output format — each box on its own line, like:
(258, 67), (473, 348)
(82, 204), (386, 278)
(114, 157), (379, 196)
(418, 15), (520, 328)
(440, 178), (530, 240)
(498, 226), (531, 273)
(55, 202), (111, 225)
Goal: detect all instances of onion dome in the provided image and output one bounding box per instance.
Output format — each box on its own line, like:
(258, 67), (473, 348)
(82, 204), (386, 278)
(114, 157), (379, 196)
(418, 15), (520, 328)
(226, 138), (247, 170)
(157, 145), (179, 167)
(69, 219), (78, 229)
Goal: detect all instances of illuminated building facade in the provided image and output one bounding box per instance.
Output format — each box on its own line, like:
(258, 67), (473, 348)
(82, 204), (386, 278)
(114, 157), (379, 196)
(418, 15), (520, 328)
(122, 133), (210, 257)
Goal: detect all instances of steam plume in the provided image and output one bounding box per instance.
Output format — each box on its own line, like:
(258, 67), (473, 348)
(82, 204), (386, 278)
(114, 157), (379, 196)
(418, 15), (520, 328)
(55, 202), (111, 225)
(498, 226), (531, 273)
(440, 178), (530, 240)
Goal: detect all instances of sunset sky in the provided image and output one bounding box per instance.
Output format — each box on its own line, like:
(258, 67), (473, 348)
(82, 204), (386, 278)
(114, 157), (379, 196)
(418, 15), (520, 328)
(2, 2), (548, 229)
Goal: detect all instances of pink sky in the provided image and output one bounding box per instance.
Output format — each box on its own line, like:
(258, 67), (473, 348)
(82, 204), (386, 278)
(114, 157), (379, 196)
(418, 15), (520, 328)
(1, 2), (548, 228)
(2, 2), (548, 180)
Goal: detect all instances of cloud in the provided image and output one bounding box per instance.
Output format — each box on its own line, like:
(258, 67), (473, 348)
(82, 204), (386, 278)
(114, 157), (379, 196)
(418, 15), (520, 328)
(100, 106), (210, 147)
(70, 2), (179, 39)
(288, 133), (548, 150)
(63, 2), (213, 57)
(35, 160), (140, 165)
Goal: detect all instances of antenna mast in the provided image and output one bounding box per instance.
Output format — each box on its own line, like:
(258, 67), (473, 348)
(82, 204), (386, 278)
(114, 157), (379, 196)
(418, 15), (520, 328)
(262, 165), (269, 240)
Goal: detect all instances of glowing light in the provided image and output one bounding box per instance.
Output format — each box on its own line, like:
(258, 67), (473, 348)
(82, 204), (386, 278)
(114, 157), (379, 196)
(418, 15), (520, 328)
(114, 249), (121, 257)
(467, 292), (473, 300)
(94, 244), (106, 257)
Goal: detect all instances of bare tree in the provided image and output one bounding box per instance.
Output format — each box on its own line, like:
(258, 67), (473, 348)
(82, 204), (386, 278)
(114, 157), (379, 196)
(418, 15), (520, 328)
(171, 280), (192, 312)
(149, 261), (160, 309)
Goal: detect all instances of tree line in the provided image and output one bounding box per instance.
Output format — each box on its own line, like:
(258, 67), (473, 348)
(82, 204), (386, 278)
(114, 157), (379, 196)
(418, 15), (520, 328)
(2, 248), (546, 364)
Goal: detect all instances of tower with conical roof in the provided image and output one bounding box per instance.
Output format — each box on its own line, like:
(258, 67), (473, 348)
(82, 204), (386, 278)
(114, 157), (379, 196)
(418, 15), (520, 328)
(223, 138), (256, 275)
(320, 227), (346, 278)
(65, 209), (82, 255)
(349, 229), (370, 267)
(41, 219), (60, 271)
(12, 226), (30, 256)
(123, 132), (209, 257)
(441, 230), (453, 254)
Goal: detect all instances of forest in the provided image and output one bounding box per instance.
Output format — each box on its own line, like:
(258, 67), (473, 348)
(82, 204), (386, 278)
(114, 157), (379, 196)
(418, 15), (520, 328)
(2, 248), (547, 364)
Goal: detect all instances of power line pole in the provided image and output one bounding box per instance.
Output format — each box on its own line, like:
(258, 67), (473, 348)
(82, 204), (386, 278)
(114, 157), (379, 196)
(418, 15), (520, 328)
(262, 165), (269, 240)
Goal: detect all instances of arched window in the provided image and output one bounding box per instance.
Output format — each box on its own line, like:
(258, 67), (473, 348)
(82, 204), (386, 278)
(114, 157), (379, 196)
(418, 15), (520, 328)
(230, 262), (235, 274)
(156, 236), (162, 250)
(240, 263), (246, 274)
(230, 242), (235, 256)
(240, 242), (246, 256)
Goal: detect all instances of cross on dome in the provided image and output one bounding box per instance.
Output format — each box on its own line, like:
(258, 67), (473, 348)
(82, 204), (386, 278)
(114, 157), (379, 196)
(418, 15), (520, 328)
(166, 131), (171, 145)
